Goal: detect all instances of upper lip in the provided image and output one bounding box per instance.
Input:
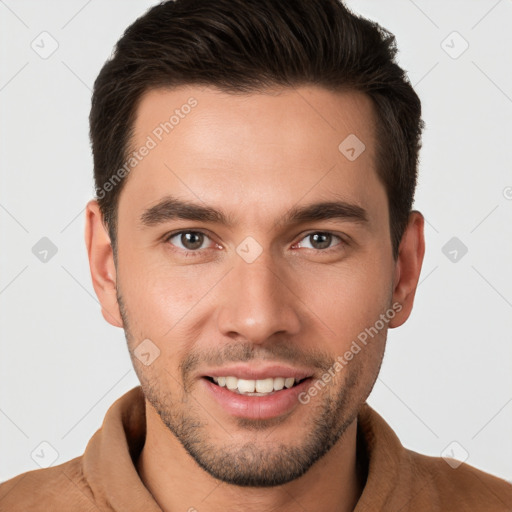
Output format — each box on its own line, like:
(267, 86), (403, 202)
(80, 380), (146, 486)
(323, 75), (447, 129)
(201, 364), (314, 381)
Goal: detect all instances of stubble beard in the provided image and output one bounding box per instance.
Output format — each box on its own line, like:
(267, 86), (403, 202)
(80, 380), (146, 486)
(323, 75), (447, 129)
(117, 289), (381, 487)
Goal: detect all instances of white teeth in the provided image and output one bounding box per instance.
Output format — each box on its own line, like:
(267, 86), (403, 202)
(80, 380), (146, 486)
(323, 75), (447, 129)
(211, 376), (299, 394)
(284, 377), (295, 389)
(255, 378), (274, 393)
(273, 377), (285, 391)
(237, 378), (256, 393)
(225, 376), (238, 391)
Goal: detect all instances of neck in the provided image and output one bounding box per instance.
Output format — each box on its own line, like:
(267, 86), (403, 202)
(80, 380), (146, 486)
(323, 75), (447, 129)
(136, 401), (366, 512)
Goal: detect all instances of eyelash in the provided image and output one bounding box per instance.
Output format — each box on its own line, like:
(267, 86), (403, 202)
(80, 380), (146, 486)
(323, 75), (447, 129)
(164, 230), (347, 257)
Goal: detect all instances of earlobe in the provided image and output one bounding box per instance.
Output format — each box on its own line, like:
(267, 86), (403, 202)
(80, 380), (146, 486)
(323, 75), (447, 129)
(84, 199), (123, 328)
(389, 210), (425, 328)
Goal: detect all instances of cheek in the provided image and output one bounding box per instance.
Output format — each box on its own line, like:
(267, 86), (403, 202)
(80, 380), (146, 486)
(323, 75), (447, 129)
(295, 258), (392, 346)
(117, 254), (226, 341)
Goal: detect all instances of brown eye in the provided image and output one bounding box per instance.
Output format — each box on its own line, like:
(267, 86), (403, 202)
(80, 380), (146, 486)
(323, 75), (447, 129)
(309, 233), (332, 250)
(167, 231), (208, 251)
(297, 232), (342, 251)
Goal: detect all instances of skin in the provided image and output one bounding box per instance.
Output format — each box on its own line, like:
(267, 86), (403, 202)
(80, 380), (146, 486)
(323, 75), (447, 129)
(85, 85), (425, 512)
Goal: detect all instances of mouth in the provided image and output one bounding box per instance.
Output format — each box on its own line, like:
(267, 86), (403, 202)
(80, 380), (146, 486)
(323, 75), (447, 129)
(203, 375), (311, 396)
(200, 365), (316, 419)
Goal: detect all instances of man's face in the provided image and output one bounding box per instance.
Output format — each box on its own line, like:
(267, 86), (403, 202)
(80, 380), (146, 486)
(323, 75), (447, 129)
(115, 85), (396, 486)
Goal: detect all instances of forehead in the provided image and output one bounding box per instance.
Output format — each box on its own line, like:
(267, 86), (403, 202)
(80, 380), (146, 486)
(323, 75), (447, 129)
(119, 84), (386, 230)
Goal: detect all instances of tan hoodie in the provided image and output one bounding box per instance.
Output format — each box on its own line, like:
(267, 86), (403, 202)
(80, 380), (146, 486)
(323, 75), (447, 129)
(1, 386), (511, 511)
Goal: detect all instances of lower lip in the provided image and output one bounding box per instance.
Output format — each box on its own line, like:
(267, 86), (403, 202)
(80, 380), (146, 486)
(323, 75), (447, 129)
(201, 377), (312, 420)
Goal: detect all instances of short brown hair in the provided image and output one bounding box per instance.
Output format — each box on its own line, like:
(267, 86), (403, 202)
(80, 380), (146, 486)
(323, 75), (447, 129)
(90, 0), (424, 260)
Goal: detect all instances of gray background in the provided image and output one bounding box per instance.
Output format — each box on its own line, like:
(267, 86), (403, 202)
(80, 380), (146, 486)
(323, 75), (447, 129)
(1, 0), (511, 484)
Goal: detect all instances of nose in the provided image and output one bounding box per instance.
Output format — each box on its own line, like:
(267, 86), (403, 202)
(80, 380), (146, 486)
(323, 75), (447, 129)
(216, 248), (302, 344)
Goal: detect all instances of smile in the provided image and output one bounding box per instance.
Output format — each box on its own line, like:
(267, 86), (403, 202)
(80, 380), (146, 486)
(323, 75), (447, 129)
(206, 376), (309, 396)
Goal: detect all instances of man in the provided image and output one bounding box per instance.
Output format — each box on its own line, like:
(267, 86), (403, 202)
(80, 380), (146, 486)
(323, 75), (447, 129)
(1, 0), (511, 510)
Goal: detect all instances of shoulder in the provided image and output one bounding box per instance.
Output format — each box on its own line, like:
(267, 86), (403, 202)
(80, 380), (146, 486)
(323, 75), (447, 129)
(0, 457), (97, 512)
(357, 403), (512, 511)
(405, 448), (512, 510)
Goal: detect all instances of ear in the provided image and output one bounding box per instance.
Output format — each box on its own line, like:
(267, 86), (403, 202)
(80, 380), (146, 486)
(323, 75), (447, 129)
(388, 210), (425, 328)
(84, 199), (123, 328)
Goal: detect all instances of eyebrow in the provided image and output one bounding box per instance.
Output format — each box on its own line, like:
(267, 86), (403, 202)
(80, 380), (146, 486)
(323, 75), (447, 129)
(139, 195), (369, 229)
